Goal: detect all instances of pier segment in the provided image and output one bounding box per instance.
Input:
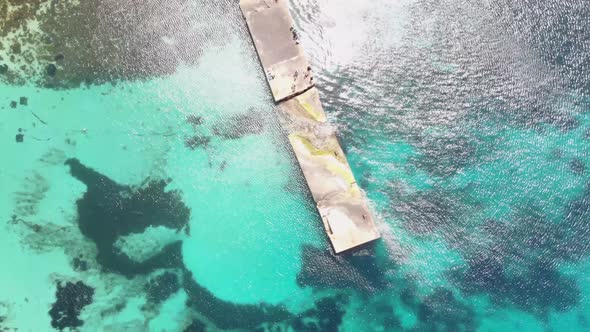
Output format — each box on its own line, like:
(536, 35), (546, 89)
(240, 0), (314, 102)
(240, 0), (380, 253)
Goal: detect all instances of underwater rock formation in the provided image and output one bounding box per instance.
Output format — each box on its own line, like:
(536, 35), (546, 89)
(65, 158), (189, 277)
(49, 281), (94, 330)
(393, 187), (459, 235)
(447, 205), (586, 318)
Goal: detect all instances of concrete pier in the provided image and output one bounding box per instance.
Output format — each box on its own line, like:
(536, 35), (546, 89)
(240, 0), (380, 253)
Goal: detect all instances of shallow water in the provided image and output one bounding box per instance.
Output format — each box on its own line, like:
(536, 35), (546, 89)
(1, 0), (589, 331)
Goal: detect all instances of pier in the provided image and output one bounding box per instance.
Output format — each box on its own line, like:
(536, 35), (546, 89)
(240, 0), (380, 253)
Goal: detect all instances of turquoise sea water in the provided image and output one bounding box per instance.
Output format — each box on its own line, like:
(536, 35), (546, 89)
(2, 0), (590, 331)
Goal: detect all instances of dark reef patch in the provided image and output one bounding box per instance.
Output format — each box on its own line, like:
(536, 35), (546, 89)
(185, 134), (211, 150)
(289, 295), (348, 332)
(181, 268), (291, 330)
(296, 245), (387, 292)
(219, 161), (228, 171)
(46, 63), (57, 77)
(450, 255), (580, 317)
(393, 187), (458, 235)
(411, 133), (477, 177)
(10, 42), (21, 55)
(212, 111), (267, 140)
(72, 256), (88, 272)
(415, 288), (477, 332)
(65, 158), (189, 277)
(184, 319), (206, 332)
(447, 203), (588, 318)
(569, 157), (585, 175)
(390, 178), (589, 319)
(145, 272), (180, 304)
(184, 113), (210, 150)
(49, 281), (94, 331)
(400, 285), (420, 311)
(186, 114), (203, 127)
(65, 158), (295, 329)
(0, 0), (241, 88)
(483, 202), (590, 266)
